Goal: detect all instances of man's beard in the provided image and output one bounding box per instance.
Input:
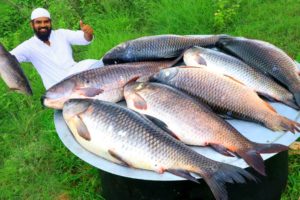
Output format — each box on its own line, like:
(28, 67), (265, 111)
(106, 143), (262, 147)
(34, 27), (52, 42)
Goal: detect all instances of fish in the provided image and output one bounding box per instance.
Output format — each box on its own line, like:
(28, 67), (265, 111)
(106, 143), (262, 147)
(151, 67), (300, 133)
(124, 81), (288, 175)
(0, 43), (32, 95)
(42, 59), (180, 109)
(102, 34), (221, 64)
(217, 35), (300, 106)
(183, 46), (298, 109)
(62, 98), (256, 200)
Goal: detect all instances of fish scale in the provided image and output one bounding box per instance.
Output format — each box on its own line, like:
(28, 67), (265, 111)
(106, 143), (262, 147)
(152, 67), (300, 133)
(63, 99), (256, 200)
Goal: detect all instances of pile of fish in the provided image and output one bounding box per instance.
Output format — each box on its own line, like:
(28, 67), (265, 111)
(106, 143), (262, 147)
(39, 34), (300, 200)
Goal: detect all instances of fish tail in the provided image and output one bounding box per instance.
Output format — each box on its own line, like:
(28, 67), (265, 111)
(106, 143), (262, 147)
(265, 115), (300, 133)
(236, 149), (265, 176)
(282, 98), (299, 110)
(199, 163), (256, 200)
(236, 143), (288, 176)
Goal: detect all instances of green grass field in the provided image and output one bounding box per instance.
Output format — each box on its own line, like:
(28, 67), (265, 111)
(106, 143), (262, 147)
(0, 0), (299, 199)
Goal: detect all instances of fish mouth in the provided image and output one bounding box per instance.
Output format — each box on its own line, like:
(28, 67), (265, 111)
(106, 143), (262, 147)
(40, 95), (46, 108)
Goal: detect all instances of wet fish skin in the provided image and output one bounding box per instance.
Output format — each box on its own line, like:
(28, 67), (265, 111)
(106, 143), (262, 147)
(124, 81), (288, 175)
(151, 67), (300, 133)
(0, 43), (32, 95)
(63, 98), (256, 200)
(217, 35), (300, 106)
(42, 59), (178, 109)
(183, 46), (298, 109)
(102, 34), (221, 64)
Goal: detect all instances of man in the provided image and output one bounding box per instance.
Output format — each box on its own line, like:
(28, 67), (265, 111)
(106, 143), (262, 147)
(10, 8), (102, 89)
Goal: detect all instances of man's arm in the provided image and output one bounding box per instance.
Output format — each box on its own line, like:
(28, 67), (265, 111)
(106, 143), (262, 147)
(10, 43), (30, 63)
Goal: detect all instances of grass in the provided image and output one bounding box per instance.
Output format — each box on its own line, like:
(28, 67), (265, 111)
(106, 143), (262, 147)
(0, 0), (299, 199)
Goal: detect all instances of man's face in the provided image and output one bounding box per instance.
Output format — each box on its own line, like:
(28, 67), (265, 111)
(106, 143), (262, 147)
(31, 17), (52, 42)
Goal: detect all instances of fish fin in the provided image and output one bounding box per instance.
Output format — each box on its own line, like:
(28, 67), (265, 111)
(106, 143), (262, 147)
(166, 169), (199, 183)
(145, 115), (180, 140)
(130, 92), (147, 110)
(200, 163), (256, 200)
(108, 149), (131, 167)
(217, 113), (234, 120)
(172, 53), (184, 66)
(73, 115), (91, 141)
(258, 92), (299, 110)
(256, 92), (277, 102)
(210, 144), (236, 157)
(237, 143), (288, 176)
(236, 149), (266, 176)
(223, 75), (246, 86)
(254, 143), (289, 153)
(262, 100), (277, 113)
(126, 76), (140, 85)
(266, 115), (300, 133)
(76, 87), (104, 97)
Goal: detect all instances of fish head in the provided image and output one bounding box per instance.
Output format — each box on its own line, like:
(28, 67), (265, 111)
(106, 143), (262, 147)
(42, 78), (77, 109)
(124, 81), (150, 111)
(151, 68), (179, 83)
(216, 34), (235, 48)
(102, 42), (130, 64)
(63, 98), (92, 119)
(183, 46), (207, 66)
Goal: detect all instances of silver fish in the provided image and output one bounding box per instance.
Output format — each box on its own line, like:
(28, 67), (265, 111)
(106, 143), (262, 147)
(42, 59), (179, 109)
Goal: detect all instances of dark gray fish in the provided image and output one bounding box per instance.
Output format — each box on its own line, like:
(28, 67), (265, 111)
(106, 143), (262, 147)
(42, 59), (179, 109)
(0, 43), (32, 95)
(217, 35), (300, 106)
(102, 34), (221, 64)
(63, 98), (256, 200)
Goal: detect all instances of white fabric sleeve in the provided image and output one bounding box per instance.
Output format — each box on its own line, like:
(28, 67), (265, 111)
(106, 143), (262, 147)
(61, 29), (92, 45)
(10, 43), (30, 63)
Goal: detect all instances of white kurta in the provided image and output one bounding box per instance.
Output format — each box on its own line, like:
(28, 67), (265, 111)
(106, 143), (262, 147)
(10, 29), (92, 89)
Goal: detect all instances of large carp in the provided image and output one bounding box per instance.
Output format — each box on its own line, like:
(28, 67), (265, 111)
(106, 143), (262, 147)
(102, 34), (221, 64)
(42, 59), (179, 109)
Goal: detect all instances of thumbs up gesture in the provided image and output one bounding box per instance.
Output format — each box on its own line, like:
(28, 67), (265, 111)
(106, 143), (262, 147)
(80, 20), (94, 41)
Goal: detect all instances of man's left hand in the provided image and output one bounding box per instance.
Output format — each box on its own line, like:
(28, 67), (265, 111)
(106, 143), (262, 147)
(80, 20), (93, 41)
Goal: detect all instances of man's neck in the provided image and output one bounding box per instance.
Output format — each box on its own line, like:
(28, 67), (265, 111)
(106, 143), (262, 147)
(44, 40), (51, 46)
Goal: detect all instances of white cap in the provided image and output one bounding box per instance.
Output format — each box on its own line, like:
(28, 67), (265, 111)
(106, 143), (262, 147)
(31, 8), (51, 20)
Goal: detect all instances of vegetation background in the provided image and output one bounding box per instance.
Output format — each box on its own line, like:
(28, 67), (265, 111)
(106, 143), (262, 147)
(0, 0), (299, 199)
